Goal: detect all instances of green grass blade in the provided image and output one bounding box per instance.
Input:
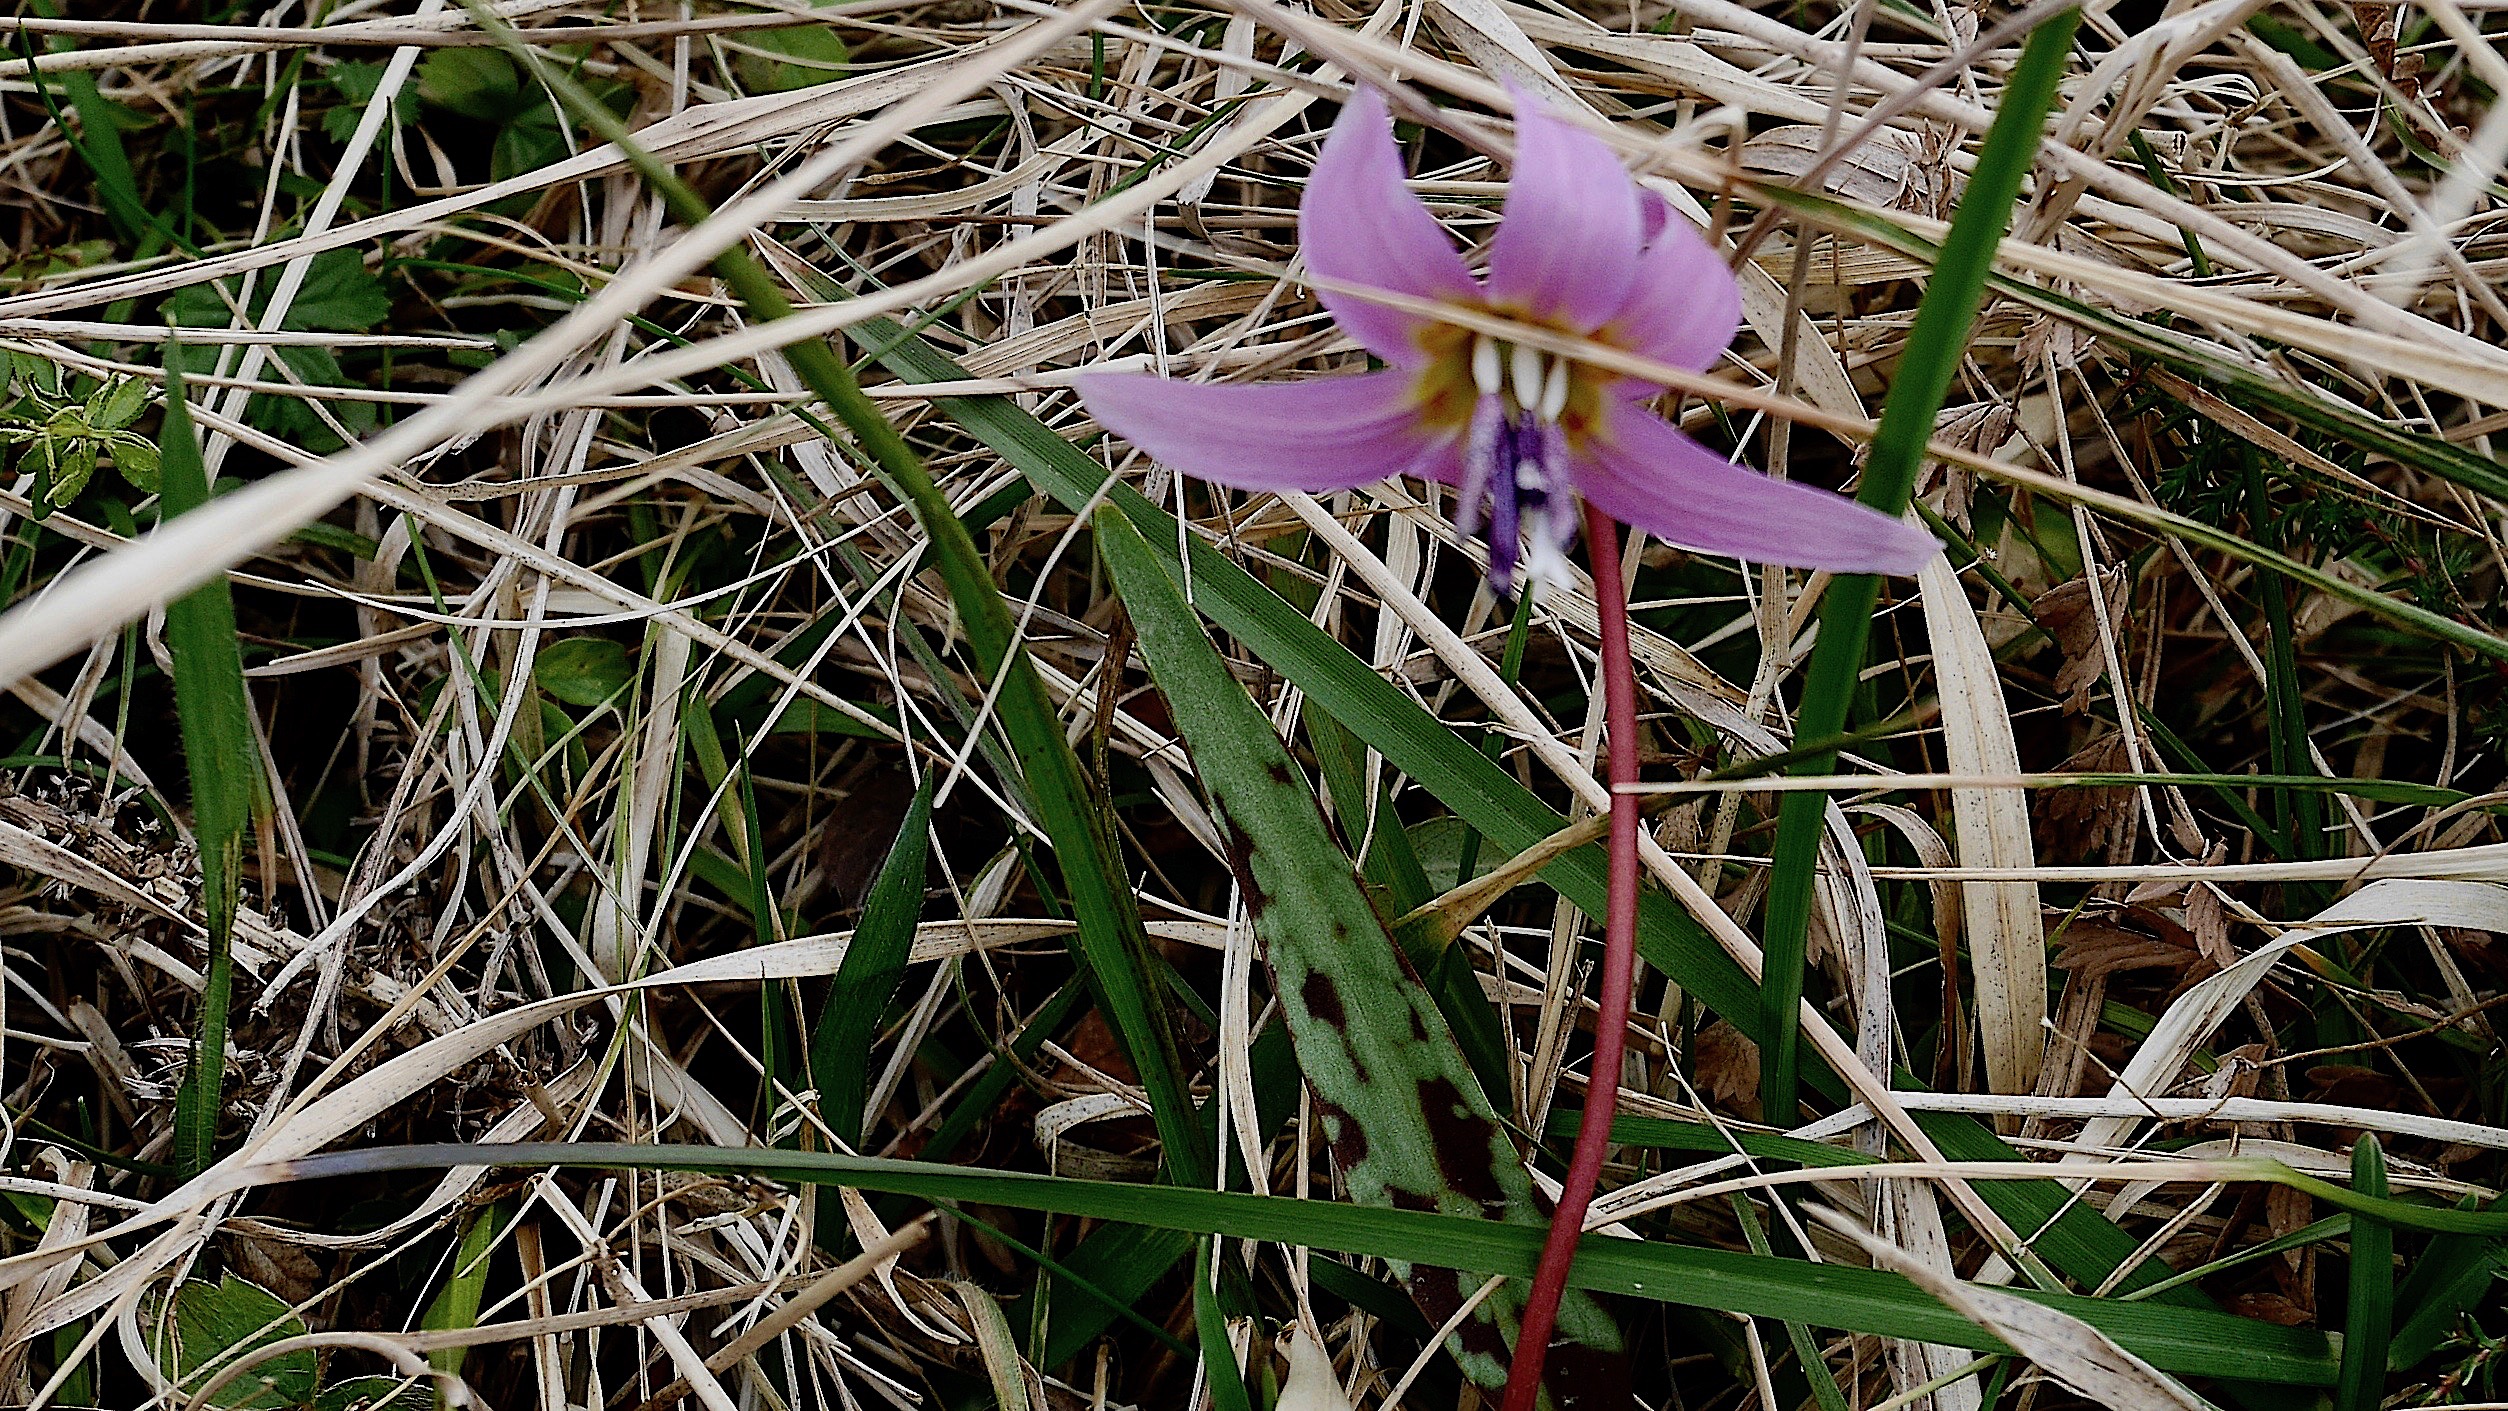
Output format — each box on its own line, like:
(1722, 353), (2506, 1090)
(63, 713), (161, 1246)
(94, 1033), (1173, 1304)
(18, 12), (173, 250)
(1193, 1240), (1254, 1411)
(160, 364), (262, 1179)
(1730, 1193), (1852, 1411)
(2335, 1136), (2393, 1411)
(1758, 7), (2084, 1118)
(811, 779), (932, 1148)
(1759, 178), (2508, 509)
(276, 1142), (2342, 1387)
(2241, 450), (2325, 860)
(2387, 1224), (2500, 1370)
(1036, 1022), (1302, 1368)
(1097, 507), (1611, 1379)
(421, 1202), (505, 1407)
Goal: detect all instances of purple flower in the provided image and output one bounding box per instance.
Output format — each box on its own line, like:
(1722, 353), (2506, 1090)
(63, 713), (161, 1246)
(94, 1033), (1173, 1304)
(1077, 87), (1938, 596)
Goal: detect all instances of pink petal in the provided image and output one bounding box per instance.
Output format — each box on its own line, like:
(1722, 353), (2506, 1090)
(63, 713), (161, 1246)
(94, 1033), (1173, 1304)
(1605, 210), (1743, 376)
(1077, 370), (1448, 492)
(1299, 89), (1479, 365)
(1571, 404), (1938, 574)
(1483, 89), (1645, 332)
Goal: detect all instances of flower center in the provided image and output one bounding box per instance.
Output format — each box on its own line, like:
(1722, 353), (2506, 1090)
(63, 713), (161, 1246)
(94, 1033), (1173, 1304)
(1457, 335), (1578, 597)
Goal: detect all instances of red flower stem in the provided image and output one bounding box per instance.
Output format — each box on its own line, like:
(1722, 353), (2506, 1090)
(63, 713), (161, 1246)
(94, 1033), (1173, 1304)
(1501, 502), (1642, 1411)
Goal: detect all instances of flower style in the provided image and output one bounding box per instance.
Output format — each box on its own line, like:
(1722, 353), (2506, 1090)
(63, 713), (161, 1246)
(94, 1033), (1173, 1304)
(1077, 86), (1938, 596)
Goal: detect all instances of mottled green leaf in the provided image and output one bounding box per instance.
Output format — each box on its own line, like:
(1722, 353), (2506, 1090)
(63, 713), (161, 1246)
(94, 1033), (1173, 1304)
(1096, 508), (1613, 1384)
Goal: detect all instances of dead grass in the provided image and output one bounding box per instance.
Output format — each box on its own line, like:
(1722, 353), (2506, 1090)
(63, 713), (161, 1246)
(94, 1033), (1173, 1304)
(0, 1), (2504, 1408)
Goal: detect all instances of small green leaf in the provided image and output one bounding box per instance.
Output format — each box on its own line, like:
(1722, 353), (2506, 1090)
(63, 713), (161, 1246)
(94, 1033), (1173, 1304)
(7, 349), (61, 398)
(1193, 1240), (1253, 1411)
(161, 365), (262, 1178)
(734, 22), (850, 93)
(166, 250), (388, 334)
(490, 110), (570, 184)
(324, 60), (418, 142)
(157, 1275), (314, 1409)
(42, 438), (96, 510)
(422, 1204), (503, 1402)
(766, 695), (895, 737)
(532, 638), (633, 707)
(108, 434), (160, 493)
(287, 250), (393, 332)
(417, 49), (527, 121)
(90, 375), (150, 430)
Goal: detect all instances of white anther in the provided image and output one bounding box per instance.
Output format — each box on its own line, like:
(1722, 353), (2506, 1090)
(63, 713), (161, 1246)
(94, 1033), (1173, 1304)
(1538, 358), (1571, 421)
(1472, 336), (1504, 397)
(1510, 343), (1546, 412)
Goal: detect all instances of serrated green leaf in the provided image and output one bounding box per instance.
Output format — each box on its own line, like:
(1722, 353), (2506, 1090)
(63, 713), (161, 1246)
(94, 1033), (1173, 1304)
(8, 349), (61, 398)
(491, 110), (569, 184)
(288, 251), (393, 332)
(166, 250), (388, 334)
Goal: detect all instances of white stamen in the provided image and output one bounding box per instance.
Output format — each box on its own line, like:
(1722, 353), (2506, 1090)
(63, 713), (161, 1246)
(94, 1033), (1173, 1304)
(1509, 343), (1545, 412)
(1523, 514), (1574, 598)
(1472, 336), (1504, 397)
(1538, 357), (1571, 421)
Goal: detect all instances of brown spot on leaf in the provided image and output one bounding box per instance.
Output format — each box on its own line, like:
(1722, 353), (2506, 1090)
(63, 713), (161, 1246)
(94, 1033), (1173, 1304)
(1220, 816), (1271, 916)
(1417, 1077), (1508, 1214)
(1300, 972), (1347, 1031)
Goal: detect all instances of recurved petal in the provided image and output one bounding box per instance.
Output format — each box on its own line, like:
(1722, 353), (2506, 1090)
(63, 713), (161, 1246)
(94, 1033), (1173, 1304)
(1605, 208), (1743, 376)
(1572, 405), (1939, 574)
(1483, 90), (1645, 333)
(1300, 88), (1480, 365)
(1077, 370), (1449, 492)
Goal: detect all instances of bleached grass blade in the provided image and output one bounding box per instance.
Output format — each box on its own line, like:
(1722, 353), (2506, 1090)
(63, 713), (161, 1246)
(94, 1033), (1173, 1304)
(2069, 880), (2508, 1159)
(1916, 552), (2043, 1096)
(1815, 1209), (2206, 1411)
